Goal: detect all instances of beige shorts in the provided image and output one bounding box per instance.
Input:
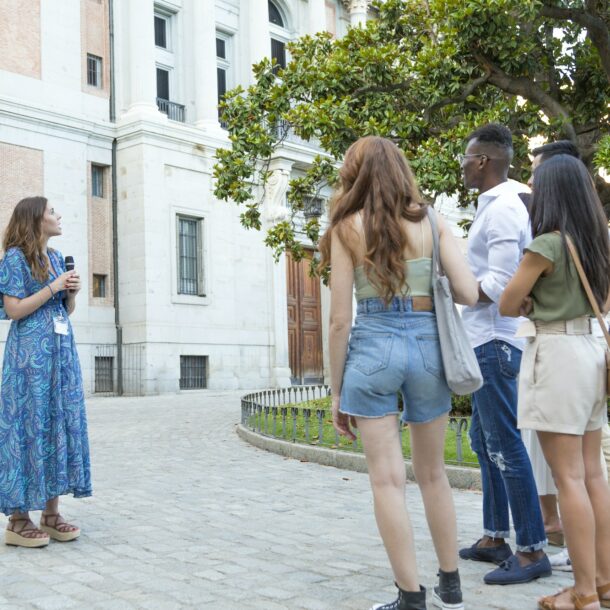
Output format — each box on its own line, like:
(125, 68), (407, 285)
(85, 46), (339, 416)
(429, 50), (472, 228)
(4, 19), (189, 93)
(518, 331), (607, 435)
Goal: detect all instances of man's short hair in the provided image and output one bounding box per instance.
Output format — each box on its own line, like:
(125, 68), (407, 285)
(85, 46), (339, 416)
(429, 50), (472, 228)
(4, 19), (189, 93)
(531, 140), (580, 161)
(466, 123), (514, 153)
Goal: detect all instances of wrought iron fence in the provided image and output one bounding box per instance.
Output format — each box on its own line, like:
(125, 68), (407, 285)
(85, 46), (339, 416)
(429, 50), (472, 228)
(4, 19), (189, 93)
(240, 385), (478, 467)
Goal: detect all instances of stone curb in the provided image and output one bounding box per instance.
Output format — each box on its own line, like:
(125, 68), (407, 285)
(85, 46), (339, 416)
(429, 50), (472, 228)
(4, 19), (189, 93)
(236, 423), (482, 491)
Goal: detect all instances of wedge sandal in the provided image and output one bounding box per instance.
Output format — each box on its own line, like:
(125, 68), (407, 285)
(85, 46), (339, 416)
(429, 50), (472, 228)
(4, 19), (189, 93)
(5, 518), (50, 548)
(39, 513), (80, 542)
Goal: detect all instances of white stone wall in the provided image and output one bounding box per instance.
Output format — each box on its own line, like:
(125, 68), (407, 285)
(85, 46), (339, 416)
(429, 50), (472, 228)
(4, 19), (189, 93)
(0, 0), (359, 394)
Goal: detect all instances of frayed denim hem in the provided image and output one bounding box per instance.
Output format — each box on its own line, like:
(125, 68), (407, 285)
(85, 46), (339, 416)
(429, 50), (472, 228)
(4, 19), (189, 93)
(483, 528), (511, 539)
(340, 409), (400, 419)
(516, 540), (547, 552)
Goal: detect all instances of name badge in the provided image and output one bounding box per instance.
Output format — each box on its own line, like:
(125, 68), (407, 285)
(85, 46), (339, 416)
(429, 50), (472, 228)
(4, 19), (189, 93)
(53, 315), (69, 336)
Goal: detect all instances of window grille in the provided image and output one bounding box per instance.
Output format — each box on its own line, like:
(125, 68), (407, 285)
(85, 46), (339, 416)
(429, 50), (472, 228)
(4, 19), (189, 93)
(177, 216), (204, 295)
(91, 165), (104, 197)
(154, 15), (167, 48)
(92, 274), (106, 298)
(180, 356), (207, 389)
(95, 356), (114, 393)
(87, 54), (103, 87)
(303, 197), (324, 219)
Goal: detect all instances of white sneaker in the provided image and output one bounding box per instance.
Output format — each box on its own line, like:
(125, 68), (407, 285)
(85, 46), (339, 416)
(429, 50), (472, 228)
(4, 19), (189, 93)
(549, 548), (572, 572)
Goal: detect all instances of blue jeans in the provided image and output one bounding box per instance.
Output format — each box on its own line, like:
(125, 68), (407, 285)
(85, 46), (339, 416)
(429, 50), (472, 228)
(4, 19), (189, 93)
(469, 340), (546, 552)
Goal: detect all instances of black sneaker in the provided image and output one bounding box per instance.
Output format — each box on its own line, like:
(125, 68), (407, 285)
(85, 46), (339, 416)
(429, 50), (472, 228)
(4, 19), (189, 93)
(431, 569), (464, 610)
(459, 538), (512, 564)
(370, 584), (427, 610)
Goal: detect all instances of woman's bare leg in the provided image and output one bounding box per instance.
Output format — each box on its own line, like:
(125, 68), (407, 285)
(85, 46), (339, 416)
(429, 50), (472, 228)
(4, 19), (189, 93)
(357, 415), (419, 592)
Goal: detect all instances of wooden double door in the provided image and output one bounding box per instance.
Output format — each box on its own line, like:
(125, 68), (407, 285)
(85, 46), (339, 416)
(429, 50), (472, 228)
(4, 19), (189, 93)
(286, 251), (324, 385)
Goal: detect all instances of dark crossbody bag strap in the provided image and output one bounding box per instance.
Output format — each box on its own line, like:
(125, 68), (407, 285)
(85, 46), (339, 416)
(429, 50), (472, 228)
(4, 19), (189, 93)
(564, 235), (610, 350)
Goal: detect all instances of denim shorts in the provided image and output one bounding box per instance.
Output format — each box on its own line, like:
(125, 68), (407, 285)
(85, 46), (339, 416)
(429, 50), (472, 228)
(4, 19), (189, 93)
(340, 297), (451, 424)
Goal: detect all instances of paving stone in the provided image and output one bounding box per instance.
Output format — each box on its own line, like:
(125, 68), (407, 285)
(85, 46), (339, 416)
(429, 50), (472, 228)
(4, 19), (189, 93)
(0, 391), (574, 609)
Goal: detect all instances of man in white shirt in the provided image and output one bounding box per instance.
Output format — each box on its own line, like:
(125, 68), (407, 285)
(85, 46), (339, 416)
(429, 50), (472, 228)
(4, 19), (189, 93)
(458, 124), (551, 585)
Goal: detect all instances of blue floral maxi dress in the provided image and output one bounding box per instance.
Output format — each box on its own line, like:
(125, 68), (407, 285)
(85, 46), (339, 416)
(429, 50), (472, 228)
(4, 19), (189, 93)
(0, 247), (92, 515)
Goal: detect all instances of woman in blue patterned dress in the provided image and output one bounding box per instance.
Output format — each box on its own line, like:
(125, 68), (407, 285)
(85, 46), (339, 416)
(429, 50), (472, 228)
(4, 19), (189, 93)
(0, 196), (91, 548)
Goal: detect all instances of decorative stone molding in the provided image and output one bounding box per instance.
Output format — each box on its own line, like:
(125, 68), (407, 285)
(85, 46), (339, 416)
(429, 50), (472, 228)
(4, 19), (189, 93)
(340, 0), (372, 11)
(264, 164), (292, 223)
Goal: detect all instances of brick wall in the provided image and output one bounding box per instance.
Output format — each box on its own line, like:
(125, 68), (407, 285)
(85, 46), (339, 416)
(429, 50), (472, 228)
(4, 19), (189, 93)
(81, 0), (110, 97)
(0, 143), (44, 252)
(87, 162), (114, 306)
(0, 0), (41, 78)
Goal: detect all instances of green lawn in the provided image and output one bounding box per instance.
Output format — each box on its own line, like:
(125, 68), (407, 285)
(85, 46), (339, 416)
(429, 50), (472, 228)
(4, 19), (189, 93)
(247, 397), (479, 467)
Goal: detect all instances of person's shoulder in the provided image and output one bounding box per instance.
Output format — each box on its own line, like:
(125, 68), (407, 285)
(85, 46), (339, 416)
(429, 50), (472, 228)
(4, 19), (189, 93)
(2, 247), (25, 263)
(527, 232), (561, 260)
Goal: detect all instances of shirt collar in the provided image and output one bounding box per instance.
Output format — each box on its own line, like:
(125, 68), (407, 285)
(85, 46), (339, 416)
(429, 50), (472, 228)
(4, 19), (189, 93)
(477, 180), (528, 212)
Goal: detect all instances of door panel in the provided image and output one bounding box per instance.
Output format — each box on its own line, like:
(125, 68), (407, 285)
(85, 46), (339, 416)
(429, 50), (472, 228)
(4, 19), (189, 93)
(286, 251), (323, 384)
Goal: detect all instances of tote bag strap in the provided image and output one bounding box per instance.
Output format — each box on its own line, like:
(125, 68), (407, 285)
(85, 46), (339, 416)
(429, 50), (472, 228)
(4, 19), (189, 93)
(565, 235), (610, 350)
(426, 207), (442, 280)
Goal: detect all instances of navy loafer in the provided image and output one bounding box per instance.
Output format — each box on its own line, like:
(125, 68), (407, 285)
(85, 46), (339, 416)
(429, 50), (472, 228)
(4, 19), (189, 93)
(483, 554), (552, 585)
(459, 539), (513, 564)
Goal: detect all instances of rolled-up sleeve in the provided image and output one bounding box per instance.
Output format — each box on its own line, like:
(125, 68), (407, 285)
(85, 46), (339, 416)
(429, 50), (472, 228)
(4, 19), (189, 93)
(479, 202), (525, 303)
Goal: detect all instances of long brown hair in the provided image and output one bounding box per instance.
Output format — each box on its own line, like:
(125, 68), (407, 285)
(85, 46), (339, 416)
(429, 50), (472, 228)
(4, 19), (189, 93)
(3, 196), (51, 282)
(318, 136), (427, 303)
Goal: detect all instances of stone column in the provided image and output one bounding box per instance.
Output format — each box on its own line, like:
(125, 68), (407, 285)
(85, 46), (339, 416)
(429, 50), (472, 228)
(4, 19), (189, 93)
(193, 0), (220, 130)
(124, 0), (161, 118)
(264, 158), (293, 387)
(242, 0), (269, 83)
(347, 0), (369, 26)
(309, 0), (327, 35)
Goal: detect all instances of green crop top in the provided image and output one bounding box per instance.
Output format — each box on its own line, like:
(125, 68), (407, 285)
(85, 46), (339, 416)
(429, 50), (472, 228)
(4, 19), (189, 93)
(354, 258), (433, 301)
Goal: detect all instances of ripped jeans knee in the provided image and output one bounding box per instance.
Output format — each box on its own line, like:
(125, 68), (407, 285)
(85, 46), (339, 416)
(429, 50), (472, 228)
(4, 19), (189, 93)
(488, 450), (507, 471)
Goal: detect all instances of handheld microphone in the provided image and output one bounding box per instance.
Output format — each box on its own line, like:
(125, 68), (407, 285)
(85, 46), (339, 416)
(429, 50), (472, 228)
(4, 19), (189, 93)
(64, 256), (75, 293)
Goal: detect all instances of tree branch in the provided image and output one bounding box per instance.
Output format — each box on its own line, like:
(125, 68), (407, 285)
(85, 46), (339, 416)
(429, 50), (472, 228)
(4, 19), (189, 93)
(540, 2), (610, 83)
(473, 52), (577, 141)
(423, 69), (491, 121)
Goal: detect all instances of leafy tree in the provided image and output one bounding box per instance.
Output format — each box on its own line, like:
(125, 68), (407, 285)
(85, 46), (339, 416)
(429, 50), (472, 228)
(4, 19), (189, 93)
(214, 0), (610, 260)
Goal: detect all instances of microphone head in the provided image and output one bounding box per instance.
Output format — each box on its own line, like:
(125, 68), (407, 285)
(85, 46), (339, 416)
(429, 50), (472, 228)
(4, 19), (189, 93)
(64, 255), (75, 271)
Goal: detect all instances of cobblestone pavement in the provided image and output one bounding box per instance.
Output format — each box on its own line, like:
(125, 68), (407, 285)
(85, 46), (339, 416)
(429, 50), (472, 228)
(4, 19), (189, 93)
(0, 391), (573, 610)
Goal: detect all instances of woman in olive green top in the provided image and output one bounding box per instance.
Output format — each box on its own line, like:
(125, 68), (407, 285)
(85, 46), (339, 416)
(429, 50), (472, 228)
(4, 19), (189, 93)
(500, 155), (610, 610)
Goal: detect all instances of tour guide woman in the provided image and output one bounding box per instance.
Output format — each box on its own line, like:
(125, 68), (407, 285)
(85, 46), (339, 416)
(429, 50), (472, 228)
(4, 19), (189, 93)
(320, 136), (478, 610)
(0, 196), (91, 547)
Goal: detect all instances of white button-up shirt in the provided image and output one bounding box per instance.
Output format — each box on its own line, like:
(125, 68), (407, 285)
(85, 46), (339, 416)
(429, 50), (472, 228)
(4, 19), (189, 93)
(462, 180), (531, 350)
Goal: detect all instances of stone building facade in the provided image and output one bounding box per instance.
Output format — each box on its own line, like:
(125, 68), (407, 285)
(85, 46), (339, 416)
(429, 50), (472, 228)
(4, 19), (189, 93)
(0, 0), (381, 395)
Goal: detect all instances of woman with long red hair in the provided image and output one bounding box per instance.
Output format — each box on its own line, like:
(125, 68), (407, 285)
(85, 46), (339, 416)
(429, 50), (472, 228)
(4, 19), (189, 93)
(0, 196), (91, 547)
(319, 136), (477, 609)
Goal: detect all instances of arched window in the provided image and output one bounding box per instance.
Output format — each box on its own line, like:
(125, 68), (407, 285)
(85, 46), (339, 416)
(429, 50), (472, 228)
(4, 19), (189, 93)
(268, 1), (284, 27)
(268, 1), (288, 71)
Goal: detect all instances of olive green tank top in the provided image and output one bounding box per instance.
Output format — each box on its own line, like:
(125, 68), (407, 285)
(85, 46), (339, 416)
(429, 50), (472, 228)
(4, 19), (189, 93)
(354, 258), (433, 301)
(526, 232), (593, 321)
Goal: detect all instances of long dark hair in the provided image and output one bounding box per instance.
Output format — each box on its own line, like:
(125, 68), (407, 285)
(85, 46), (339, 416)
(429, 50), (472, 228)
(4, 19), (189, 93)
(3, 196), (51, 282)
(318, 136), (427, 303)
(530, 155), (610, 306)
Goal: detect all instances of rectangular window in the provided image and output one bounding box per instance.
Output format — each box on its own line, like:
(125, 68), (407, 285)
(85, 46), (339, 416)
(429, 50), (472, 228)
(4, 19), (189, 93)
(87, 54), (103, 87)
(271, 38), (286, 71)
(91, 164), (104, 198)
(156, 67), (170, 100)
(216, 34), (231, 124)
(94, 356), (114, 393)
(92, 274), (107, 298)
(216, 37), (226, 59)
(180, 355), (208, 389)
(154, 15), (167, 48)
(177, 215), (204, 296)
